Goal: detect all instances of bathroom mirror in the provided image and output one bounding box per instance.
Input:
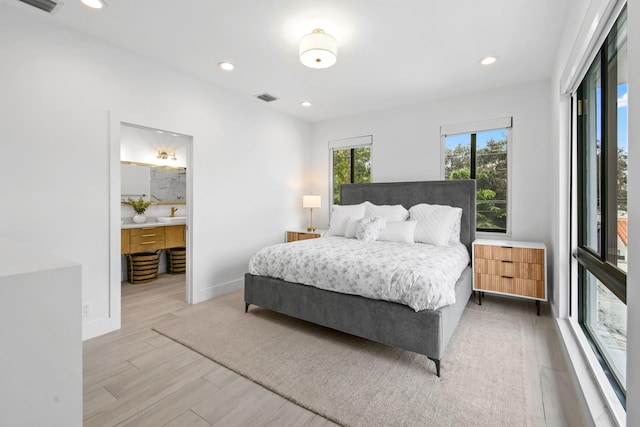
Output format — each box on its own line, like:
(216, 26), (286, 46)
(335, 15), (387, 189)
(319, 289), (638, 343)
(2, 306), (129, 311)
(121, 161), (186, 204)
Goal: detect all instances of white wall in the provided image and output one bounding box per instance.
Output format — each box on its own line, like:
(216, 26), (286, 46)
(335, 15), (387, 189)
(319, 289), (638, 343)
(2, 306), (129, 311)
(0, 3), (309, 338)
(308, 80), (554, 300)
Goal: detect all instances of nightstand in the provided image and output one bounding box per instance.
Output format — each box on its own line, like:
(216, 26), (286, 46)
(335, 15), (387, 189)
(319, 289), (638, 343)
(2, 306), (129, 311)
(473, 239), (547, 315)
(285, 229), (326, 243)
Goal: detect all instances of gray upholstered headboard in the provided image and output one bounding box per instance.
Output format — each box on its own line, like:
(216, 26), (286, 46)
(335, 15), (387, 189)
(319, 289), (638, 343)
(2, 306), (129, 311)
(341, 180), (476, 254)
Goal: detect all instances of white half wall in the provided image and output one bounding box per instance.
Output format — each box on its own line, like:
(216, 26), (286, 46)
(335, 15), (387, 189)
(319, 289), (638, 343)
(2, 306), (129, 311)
(0, 3), (310, 339)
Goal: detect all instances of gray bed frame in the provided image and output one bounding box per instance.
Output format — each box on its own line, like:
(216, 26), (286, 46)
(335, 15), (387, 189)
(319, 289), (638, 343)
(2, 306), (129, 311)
(244, 180), (476, 376)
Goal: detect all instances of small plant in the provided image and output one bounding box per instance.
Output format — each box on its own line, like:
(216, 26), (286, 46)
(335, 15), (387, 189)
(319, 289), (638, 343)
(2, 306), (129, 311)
(128, 197), (153, 214)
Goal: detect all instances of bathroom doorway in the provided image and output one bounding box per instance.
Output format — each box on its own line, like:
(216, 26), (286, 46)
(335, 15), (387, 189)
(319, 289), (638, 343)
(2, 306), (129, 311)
(109, 117), (194, 333)
(120, 123), (190, 291)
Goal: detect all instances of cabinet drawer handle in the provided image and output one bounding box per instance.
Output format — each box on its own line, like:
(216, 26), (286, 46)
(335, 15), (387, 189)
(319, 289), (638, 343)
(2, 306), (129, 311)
(502, 275), (513, 279)
(141, 241), (156, 245)
(501, 260), (513, 263)
(141, 234), (156, 237)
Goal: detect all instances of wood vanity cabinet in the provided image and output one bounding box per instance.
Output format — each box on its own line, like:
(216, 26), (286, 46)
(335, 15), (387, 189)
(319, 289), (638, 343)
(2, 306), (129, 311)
(121, 225), (185, 254)
(164, 225), (186, 248)
(129, 227), (165, 253)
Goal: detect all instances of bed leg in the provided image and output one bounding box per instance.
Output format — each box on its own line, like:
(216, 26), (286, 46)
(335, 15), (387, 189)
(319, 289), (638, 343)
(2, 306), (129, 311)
(245, 303), (250, 313)
(428, 357), (441, 377)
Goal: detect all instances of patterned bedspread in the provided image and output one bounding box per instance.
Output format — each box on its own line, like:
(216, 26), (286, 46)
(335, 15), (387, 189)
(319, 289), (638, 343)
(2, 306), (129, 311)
(248, 236), (470, 311)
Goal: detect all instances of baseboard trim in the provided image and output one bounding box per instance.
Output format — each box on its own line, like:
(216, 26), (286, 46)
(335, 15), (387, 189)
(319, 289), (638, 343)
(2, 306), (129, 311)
(194, 277), (243, 304)
(82, 316), (120, 341)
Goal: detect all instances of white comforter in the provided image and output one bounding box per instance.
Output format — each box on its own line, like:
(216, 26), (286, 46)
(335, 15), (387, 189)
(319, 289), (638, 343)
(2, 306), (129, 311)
(248, 236), (470, 311)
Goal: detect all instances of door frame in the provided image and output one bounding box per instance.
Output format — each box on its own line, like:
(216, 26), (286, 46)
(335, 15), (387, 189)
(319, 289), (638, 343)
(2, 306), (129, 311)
(108, 111), (194, 333)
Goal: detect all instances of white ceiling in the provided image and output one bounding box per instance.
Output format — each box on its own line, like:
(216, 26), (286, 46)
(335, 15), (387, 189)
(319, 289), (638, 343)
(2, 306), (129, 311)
(29, 0), (571, 122)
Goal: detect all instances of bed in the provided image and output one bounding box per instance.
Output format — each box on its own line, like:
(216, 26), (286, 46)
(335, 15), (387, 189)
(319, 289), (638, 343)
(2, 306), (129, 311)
(244, 180), (476, 376)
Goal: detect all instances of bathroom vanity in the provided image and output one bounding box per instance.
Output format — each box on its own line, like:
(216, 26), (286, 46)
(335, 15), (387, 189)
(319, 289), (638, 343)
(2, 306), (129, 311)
(121, 222), (186, 254)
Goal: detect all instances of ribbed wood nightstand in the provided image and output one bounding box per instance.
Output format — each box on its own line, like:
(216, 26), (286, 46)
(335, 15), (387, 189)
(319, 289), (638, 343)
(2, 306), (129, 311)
(285, 229), (326, 243)
(473, 239), (547, 315)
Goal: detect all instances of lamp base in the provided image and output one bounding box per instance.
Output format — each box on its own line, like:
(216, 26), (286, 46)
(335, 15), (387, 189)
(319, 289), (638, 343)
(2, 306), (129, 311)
(307, 227), (316, 232)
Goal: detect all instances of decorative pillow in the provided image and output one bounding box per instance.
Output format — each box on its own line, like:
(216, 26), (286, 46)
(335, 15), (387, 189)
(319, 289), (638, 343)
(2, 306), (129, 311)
(378, 221), (417, 244)
(409, 203), (463, 246)
(356, 216), (387, 243)
(448, 208), (463, 244)
(327, 203), (366, 236)
(344, 217), (359, 238)
(364, 202), (409, 221)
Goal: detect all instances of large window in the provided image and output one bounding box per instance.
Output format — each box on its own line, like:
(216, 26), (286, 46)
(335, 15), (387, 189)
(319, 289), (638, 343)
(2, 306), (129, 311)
(330, 136), (372, 205)
(443, 118), (511, 232)
(575, 6), (627, 405)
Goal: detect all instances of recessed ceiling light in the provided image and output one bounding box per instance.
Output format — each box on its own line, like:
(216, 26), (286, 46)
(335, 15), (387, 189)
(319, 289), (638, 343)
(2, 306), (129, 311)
(301, 101), (312, 107)
(81, 0), (107, 9)
(480, 56), (497, 66)
(218, 62), (235, 71)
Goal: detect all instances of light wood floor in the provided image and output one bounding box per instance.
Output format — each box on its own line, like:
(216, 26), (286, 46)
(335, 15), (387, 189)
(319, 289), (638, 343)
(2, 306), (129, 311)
(84, 275), (585, 426)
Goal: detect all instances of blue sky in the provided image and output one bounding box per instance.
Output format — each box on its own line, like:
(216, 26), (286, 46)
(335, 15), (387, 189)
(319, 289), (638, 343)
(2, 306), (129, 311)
(445, 129), (507, 151)
(618, 83), (628, 151)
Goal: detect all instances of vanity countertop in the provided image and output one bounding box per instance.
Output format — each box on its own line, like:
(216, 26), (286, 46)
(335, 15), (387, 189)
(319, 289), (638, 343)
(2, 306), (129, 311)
(121, 219), (186, 229)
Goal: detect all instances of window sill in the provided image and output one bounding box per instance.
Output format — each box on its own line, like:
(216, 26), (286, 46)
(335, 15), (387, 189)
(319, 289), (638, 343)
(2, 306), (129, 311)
(475, 231), (512, 239)
(555, 317), (626, 426)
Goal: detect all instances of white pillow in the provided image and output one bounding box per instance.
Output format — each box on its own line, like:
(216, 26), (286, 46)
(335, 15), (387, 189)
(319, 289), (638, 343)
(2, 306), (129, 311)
(409, 203), (463, 246)
(364, 202), (409, 221)
(344, 217), (359, 238)
(327, 203), (366, 236)
(356, 216), (386, 243)
(448, 209), (463, 244)
(378, 221), (417, 244)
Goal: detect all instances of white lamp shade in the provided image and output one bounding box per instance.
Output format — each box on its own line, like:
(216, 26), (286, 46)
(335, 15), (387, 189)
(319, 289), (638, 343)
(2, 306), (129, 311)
(299, 29), (337, 69)
(303, 194), (321, 209)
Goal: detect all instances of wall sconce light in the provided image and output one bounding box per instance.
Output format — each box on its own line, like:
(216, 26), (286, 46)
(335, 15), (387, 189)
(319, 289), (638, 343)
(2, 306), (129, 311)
(299, 29), (337, 69)
(157, 151), (177, 161)
(303, 194), (321, 232)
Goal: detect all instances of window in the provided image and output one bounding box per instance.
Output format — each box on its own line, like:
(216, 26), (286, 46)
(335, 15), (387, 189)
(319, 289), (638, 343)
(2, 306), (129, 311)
(330, 136), (372, 205)
(442, 118), (511, 232)
(575, 6), (627, 405)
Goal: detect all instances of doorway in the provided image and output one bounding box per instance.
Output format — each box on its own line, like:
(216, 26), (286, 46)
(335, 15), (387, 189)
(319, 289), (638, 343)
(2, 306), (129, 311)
(109, 116), (194, 334)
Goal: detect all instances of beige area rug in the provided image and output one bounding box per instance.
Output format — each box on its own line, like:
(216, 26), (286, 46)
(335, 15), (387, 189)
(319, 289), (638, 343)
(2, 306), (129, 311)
(153, 291), (526, 426)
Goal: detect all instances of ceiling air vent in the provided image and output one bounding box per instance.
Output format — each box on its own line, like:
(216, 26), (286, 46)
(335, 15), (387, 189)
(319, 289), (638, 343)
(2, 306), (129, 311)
(17, 0), (62, 13)
(255, 93), (279, 103)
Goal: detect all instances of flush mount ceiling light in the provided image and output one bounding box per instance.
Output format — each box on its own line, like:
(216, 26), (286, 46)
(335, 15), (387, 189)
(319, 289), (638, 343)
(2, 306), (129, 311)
(218, 62), (235, 71)
(299, 29), (337, 69)
(480, 56), (497, 65)
(81, 0), (107, 9)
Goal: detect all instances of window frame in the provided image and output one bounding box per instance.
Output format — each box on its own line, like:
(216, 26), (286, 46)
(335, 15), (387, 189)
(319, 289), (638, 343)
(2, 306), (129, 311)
(573, 5), (627, 406)
(328, 135), (373, 209)
(440, 117), (513, 235)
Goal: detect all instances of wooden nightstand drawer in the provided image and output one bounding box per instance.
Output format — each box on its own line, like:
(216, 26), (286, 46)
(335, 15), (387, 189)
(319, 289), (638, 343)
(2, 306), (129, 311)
(474, 259), (544, 280)
(475, 273), (545, 298)
(474, 244), (544, 264)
